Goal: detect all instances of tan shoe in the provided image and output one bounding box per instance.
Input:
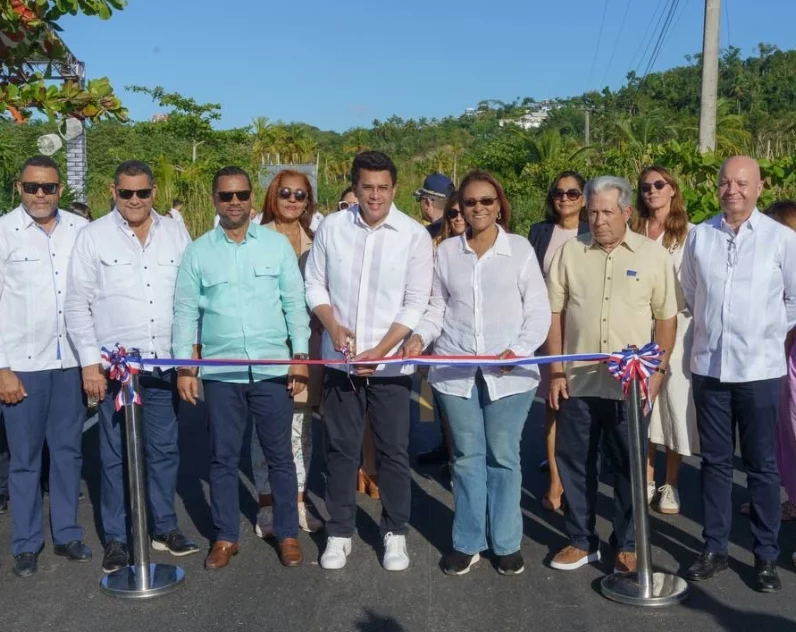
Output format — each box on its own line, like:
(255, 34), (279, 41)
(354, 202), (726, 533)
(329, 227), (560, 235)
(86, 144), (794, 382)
(205, 540), (239, 570)
(614, 551), (637, 573)
(550, 545), (601, 570)
(279, 537), (303, 567)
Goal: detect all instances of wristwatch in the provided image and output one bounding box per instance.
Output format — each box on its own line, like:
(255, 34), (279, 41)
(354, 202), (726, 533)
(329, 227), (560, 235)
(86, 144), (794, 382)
(653, 367), (667, 375)
(293, 353), (309, 360)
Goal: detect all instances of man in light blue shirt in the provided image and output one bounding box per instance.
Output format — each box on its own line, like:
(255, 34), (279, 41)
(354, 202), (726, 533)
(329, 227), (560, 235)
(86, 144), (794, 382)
(173, 166), (310, 571)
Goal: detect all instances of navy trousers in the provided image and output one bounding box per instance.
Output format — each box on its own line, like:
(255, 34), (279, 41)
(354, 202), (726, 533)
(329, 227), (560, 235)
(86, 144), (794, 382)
(0, 413), (8, 498)
(692, 374), (782, 560)
(98, 370), (179, 543)
(556, 396), (647, 553)
(204, 376), (297, 543)
(2, 368), (84, 556)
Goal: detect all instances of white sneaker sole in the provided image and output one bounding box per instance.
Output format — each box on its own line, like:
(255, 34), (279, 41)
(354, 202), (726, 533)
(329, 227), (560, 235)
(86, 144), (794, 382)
(444, 553), (481, 576)
(320, 542), (352, 570)
(550, 550), (601, 570)
(151, 540), (200, 557)
(657, 505), (680, 515)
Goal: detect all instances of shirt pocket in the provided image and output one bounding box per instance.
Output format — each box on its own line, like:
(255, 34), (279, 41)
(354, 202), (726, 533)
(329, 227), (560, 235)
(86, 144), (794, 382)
(253, 265), (280, 297)
(99, 254), (135, 292)
(619, 270), (654, 311)
(157, 252), (181, 289)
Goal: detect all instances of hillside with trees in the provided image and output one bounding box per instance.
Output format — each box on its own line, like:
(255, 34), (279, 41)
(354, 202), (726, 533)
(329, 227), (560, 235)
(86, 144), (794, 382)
(2, 44), (796, 237)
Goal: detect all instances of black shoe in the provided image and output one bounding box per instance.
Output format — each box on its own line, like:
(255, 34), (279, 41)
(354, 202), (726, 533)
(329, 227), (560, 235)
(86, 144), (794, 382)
(152, 529), (200, 557)
(13, 552), (38, 577)
(417, 443), (448, 466)
(686, 552), (729, 581)
(54, 540), (93, 562)
(497, 551), (525, 576)
(753, 559), (781, 593)
(0, 494), (7, 514)
(442, 551), (480, 576)
(102, 540), (129, 573)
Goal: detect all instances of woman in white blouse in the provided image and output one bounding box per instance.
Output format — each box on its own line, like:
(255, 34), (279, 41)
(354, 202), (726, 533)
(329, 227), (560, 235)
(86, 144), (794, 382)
(630, 165), (696, 515)
(404, 170), (551, 576)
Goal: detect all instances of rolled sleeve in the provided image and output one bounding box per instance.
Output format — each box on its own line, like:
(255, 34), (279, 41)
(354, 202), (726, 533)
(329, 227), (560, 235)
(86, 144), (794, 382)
(394, 230), (433, 330)
(304, 223), (332, 311)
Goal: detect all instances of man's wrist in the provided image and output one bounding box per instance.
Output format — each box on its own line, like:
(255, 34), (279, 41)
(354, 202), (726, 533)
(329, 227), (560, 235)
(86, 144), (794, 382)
(293, 353), (309, 361)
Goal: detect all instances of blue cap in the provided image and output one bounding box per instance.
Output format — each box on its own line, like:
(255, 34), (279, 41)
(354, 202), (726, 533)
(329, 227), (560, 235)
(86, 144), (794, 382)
(414, 173), (455, 200)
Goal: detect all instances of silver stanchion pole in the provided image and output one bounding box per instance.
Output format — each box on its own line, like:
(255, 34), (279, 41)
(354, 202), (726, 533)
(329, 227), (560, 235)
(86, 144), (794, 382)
(100, 373), (185, 599)
(601, 373), (689, 607)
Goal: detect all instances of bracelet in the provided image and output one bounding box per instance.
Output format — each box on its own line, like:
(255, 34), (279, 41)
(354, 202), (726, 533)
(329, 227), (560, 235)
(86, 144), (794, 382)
(654, 367), (667, 375)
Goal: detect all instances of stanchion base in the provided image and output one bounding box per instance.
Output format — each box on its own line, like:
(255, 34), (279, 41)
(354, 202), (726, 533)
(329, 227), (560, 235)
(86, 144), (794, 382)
(601, 572), (689, 607)
(99, 563), (185, 599)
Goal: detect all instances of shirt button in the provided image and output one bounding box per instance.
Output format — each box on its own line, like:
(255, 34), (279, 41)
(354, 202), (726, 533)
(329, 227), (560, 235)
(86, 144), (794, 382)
(150, 319), (154, 323)
(149, 301), (153, 304)
(147, 283), (150, 287)
(59, 311), (62, 314)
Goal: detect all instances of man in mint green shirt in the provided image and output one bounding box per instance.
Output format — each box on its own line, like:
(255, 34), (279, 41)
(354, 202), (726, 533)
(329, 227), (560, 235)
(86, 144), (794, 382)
(172, 166), (310, 571)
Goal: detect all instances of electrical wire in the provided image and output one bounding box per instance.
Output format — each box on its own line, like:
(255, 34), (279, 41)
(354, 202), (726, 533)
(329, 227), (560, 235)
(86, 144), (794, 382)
(599, 0), (633, 88)
(588, 0), (611, 87)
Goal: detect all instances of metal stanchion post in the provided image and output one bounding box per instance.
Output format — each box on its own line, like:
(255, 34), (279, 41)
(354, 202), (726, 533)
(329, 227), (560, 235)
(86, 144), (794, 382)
(100, 374), (185, 599)
(601, 374), (689, 607)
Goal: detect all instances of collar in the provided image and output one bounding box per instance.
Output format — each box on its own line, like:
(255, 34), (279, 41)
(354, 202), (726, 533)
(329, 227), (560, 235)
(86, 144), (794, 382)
(211, 219), (259, 244)
(460, 224), (512, 256)
(16, 205), (62, 230)
(717, 207), (760, 234)
(585, 226), (644, 253)
(112, 208), (162, 230)
(352, 203), (400, 231)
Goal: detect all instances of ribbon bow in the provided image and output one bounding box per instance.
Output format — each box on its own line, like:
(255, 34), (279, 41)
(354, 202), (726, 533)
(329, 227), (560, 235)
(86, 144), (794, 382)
(607, 342), (663, 413)
(101, 344), (144, 411)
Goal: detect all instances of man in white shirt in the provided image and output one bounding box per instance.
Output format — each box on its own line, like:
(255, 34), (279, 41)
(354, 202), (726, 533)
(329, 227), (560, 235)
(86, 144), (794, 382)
(65, 160), (199, 574)
(305, 151), (433, 571)
(0, 156), (90, 577)
(681, 156), (796, 593)
(168, 199), (185, 224)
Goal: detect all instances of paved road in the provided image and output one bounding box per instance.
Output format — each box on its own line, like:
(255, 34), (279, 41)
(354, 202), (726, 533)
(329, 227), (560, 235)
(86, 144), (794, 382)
(0, 400), (795, 632)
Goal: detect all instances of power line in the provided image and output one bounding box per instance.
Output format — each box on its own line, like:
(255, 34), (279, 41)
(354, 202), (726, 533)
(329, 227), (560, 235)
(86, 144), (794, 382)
(588, 0), (611, 87)
(630, 0), (671, 78)
(657, 0), (693, 63)
(599, 0), (633, 88)
(724, 0), (732, 49)
(642, 0), (682, 79)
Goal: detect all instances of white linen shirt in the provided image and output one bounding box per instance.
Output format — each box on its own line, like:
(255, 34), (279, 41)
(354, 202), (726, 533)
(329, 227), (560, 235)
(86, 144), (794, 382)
(414, 227), (551, 400)
(304, 204), (433, 377)
(0, 207), (88, 371)
(680, 208), (796, 382)
(65, 209), (191, 366)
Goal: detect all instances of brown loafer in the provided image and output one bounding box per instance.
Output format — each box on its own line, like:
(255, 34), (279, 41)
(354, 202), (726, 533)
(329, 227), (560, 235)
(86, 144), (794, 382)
(205, 540), (239, 570)
(279, 537), (303, 567)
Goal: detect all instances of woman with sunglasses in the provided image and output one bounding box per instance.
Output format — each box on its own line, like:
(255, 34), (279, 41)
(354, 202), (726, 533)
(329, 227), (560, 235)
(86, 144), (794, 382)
(527, 171), (589, 512)
(438, 192), (467, 243)
(630, 165), (696, 515)
(405, 170), (550, 576)
(252, 169), (324, 537)
(337, 187), (358, 212)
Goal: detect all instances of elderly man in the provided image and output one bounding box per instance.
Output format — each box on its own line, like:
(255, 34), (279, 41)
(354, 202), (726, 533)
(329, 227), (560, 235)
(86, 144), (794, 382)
(681, 156), (796, 593)
(546, 176), (677, 575)
(0, 156), (90, 577)
(66, 160), (199, 574)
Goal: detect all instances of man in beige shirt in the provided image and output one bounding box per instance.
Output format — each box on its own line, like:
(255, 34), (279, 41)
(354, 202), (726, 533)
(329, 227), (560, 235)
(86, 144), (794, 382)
(545, 175), (678, 575)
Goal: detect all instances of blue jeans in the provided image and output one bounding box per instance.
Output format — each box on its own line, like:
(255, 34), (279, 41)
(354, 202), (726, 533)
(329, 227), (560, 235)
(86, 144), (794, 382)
(434, 375), (535, 556)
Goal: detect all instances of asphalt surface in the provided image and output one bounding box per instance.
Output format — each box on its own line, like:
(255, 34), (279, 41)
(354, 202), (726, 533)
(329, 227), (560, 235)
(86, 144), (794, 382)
(1, 397), (795, 632)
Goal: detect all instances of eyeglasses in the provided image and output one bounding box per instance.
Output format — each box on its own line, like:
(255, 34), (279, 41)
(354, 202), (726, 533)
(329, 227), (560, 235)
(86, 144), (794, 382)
(338, 201), (353, 211)
(727, 238), (738, 268)
(552, 188), (582, 202)
(462, 197), (498, 208)
(446, 208), (464, 220)
(216, 190), (251, 203)
(21, 182), (59, 195)
(278, 187), (308, 202)
(116, 188), (153, 200)
(640, 180), (667, 194)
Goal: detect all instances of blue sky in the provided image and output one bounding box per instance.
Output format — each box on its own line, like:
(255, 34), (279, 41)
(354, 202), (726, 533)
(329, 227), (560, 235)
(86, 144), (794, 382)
(61, 0), (796, 132)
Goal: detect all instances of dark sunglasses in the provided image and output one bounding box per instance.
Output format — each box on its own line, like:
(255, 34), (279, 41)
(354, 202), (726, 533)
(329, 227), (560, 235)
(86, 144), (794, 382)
(117, 188), (153, 200)
(217, 190), (252, 203)
(462, 196), (498, 208)
(552, 188), (582, 201)
(21, 182), (59, 195)
(278, 187), (308, 202)
(640, 180), (667, 194)
(446, 208), (464, 220)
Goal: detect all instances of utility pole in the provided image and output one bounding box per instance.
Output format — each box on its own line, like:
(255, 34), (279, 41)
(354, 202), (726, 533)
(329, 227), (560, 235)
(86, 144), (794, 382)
(584, 109), (591, 145)
(698, 0), (721, 154)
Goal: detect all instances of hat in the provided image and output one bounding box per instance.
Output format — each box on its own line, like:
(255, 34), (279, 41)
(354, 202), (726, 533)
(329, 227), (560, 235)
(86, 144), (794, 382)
(413, 173), (455, 200)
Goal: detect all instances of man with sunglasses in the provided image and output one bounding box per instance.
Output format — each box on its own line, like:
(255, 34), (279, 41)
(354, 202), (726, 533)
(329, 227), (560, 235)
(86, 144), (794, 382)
(0, 155), (91, 577)
(65, 160), (199, 574)
(173, 166), (310, 570)
(305, 151), (433, 572)
(414, 173), (455, 241)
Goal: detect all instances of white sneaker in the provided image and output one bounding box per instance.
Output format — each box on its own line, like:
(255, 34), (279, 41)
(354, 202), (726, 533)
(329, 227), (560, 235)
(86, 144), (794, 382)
(320, 537), (352, 570)
(657, 484), (680, 515)
(382, 532), (409, 571)
(647, 482), (656, 505)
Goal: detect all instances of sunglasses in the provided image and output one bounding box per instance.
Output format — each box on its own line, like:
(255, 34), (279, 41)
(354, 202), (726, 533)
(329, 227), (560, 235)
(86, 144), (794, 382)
(640, 180), (667, 194)
(278, 187), (308, 202)
(338, 201), (353, 211)
(21, 182), (59, 195)
(216, 190), (251, 203)
(462, 197), (498, 208)
(553, 188), (582, 201)
(446, 208), (464, 220)
(116, 188), (153, 200)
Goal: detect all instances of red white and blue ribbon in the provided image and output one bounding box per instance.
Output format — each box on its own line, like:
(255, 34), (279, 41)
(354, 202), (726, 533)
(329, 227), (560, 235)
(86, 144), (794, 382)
(607, 342), (664, 412)
(101, 345), (144, 411)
